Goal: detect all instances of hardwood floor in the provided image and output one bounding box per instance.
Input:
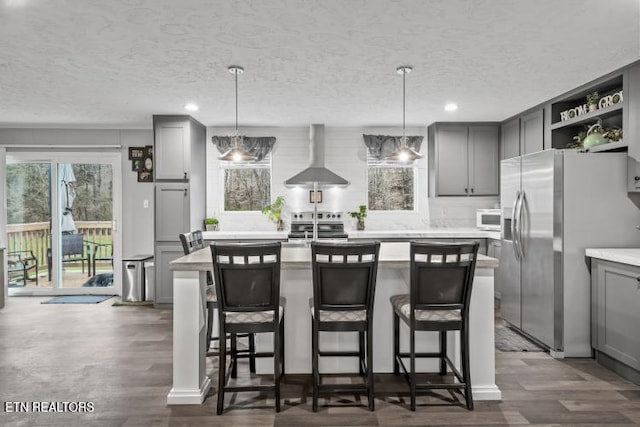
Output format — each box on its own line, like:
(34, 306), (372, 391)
(1, 297), (640, 426)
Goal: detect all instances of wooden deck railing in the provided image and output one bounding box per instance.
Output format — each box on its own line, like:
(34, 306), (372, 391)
(7, 221), (113, 271)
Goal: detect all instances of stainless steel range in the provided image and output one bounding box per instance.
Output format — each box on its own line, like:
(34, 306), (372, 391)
(288, 211), (348, 240)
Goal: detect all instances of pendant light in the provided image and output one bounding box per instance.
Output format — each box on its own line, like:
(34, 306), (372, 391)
(385, 66), (423, 163)
(218, 65), (256, 162)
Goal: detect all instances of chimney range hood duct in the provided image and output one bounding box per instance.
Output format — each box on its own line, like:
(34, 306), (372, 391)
(284, 124), (349, 187)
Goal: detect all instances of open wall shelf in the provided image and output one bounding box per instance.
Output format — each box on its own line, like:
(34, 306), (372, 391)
(550, 74), (625, 151)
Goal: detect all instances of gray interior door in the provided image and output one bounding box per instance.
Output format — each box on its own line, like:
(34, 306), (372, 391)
(520, 150), (555, 347)
(498, 157), (522, 328)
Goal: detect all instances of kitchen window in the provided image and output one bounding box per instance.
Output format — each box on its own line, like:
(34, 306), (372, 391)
(221, 154), (271, 211)
(367, 154), (415, 211)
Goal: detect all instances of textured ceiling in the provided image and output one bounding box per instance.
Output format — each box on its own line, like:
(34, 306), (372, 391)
(1, 0), (639, 128)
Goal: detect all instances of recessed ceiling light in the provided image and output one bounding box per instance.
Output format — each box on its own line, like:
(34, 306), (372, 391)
(444, 103), (458, 112)
(184, 103), (199, 112)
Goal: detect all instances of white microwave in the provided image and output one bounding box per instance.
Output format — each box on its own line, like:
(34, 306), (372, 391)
(476, 209), (501, 231)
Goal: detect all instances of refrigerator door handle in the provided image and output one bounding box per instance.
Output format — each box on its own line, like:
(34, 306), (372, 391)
(511, 190), (521, 260)
(515, 190), (526, 259)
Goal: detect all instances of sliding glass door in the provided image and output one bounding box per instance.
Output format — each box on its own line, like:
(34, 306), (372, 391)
(6, 152), (121, 294)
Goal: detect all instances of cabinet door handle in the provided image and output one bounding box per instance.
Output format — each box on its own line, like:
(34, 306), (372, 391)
(184, 189), (187, 196)
(471, 188), (474, 194)
(464, 188), (468, 194)
(184, 172), (188, 180)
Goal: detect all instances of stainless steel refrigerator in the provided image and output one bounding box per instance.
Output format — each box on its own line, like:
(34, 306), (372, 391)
(498, 149), (640, 357)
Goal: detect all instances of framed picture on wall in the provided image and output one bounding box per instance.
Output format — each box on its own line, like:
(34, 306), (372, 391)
(128, 147), (144, 160)
(131, 158), (143, 171)
(137, 171), (153, 183)
(142, 156), (153, 172)
(144, 145), (153, 157)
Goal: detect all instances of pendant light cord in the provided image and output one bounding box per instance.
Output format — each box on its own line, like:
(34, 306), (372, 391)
(235, 68), (239, 134)
(402, 69), (406, 143)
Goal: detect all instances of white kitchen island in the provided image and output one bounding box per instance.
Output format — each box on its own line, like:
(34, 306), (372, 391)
(166, 242), (501, 405)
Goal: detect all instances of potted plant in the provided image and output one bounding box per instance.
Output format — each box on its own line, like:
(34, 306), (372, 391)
(586, 91), (599, 112)
(349, 205), (367, 231)
(204, 217), (219, 231)
(262, 196), (285, 231)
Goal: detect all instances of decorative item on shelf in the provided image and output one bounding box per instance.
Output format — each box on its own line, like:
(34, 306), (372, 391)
(586, 91), (599, 112)
(262, 196), (285, 231)
(385, 66), (423, 162)
(598, 90), (623, 109)
(204, 217), (219, 232)
(582, 120), (609, 149)
(218, 65), (257, 162)
(603, 126), (623, 142)
(559, 104), (589, 121)
(566, 129), (587, 149)
(559, 89), (623, 122)
(349, 205), (367, 231)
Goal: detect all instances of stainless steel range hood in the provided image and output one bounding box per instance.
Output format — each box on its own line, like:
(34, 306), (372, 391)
(284, 124), (349, 187)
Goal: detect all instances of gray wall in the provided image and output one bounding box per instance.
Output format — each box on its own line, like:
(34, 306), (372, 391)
(0, 128), (155, 256)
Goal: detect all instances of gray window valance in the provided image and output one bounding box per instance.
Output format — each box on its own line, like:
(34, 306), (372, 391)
(362, 134), (424, 160)
(212, 136), (276, 161)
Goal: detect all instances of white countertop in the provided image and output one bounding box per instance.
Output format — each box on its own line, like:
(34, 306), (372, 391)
(202, 228), (501, 241)
(349, 229), (501, 240)
(170, 241), (499, 271)
(202, 230), (287, 240)
(586, 248), (640, 267)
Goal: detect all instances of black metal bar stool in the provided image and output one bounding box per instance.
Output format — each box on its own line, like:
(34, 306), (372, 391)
(179, 231), (255, 371)
(211, 242), (286, 414)
(310, 241), (380, 412)
(390, 241), (479, 410)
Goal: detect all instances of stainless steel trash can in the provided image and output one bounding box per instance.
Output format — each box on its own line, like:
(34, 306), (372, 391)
(122, 255), (153, 302)
(144, 261), (154, 302)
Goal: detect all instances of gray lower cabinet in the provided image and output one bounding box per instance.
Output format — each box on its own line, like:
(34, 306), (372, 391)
(591, 259), (640, 371)
(155, 183), (190, 242)
(487, 239), (501, 260)
(155, 244), (185, 305)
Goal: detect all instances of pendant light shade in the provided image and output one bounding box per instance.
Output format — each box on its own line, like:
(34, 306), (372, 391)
(385, 66), (423, 163)
(218, 66), (257, 162)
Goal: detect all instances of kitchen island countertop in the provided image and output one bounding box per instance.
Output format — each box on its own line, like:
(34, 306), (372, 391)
(202, 228), (501, 241)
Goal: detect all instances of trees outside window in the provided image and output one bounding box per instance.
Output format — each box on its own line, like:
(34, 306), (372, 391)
(367, 161), (415, 211)
(222, 156), (271, 211)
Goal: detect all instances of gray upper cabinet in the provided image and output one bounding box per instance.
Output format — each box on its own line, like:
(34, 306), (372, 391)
(468, 126), (499, 195)
(432, 125), (468, 195)
(500, 109), (544, 160)
(521, 109), (544, 155)
(428, 123), (499, 197)
(501, 117), (520, 160)
(154, 118), (190, 180)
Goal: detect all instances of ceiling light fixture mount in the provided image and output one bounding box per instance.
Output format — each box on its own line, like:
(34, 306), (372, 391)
(445, 102), (458, 112)
(218, 65), (256, 162)
(385, 66), (423, 163)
